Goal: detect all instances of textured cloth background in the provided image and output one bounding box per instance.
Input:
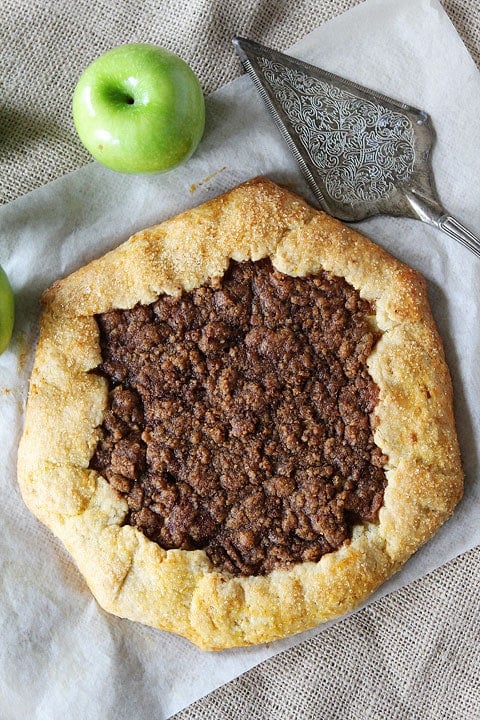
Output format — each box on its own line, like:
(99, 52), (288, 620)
(1, 1), (479, 718)
(2, 0), (480, 205)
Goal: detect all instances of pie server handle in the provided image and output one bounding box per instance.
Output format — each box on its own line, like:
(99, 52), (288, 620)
(405, 190), (480, 259)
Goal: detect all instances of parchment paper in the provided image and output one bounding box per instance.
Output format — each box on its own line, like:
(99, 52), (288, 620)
(0, 0), (479, 717)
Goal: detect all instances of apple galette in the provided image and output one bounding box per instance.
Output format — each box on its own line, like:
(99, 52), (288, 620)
(17, 178), (463, 650)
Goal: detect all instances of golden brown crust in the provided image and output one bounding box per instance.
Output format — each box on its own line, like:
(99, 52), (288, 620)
(17, 178), (463, 650)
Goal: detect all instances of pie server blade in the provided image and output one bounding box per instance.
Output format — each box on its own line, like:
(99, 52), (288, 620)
(233, 36), (480, 259)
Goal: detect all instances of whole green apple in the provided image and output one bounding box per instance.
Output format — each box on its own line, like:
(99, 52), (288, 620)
(0, 265), (14, 355)
(72, 43), (205, 174)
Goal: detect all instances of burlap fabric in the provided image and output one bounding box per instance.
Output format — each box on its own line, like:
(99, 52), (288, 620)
(1, 1), (479, 718)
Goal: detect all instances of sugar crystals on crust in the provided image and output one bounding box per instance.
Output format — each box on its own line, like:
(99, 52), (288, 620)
(17, 178), (463, 650)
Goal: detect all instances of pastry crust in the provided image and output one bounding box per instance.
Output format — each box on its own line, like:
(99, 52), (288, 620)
(17, 177), (463, 650)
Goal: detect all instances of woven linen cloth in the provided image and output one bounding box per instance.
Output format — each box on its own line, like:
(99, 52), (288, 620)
(2, 0), (480, 205)
(1, 1), (479, 719)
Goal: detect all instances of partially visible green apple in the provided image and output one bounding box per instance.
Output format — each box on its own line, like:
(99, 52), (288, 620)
(0, 265), (14, 355)
(72, 43), (205, 174)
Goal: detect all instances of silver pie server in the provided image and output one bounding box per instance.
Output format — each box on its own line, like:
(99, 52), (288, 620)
(233, 36), (480, 259)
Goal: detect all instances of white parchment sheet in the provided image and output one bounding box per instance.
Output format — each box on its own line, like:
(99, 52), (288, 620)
(0, 0), (479, 717)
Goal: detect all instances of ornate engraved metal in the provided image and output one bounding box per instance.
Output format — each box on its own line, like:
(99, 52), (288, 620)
(233, 36), (480, 257)
(257, 56), (415, 205)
